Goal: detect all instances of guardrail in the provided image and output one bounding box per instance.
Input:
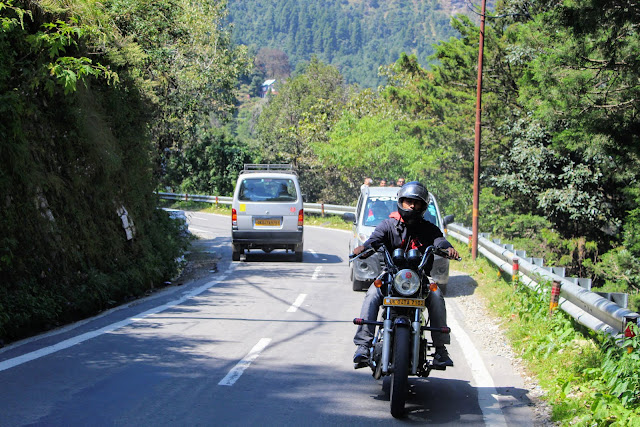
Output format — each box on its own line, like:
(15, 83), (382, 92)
(157, 191), (638, 338)
(156, 192), (356, 216)
(158, 192), (233, 205)
(447, 223), (639, 339)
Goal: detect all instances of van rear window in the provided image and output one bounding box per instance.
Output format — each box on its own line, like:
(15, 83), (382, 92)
(238, 178), (298, 202)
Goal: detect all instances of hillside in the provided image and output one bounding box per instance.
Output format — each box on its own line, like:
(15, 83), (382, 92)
(227, 0), (474, 87)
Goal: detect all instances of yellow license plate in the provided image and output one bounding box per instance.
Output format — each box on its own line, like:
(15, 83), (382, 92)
(255, 219), (280, 226)
(383, 297), (425, 308)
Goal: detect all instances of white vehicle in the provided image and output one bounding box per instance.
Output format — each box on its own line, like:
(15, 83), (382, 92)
(231, 164), (304, 262)
(343, 186), (454, 293)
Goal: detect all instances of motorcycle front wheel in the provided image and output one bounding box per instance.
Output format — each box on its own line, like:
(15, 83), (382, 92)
(390, 325), (410, 418)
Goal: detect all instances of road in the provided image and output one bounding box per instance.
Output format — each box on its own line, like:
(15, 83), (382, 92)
(0, 212), (536, 426)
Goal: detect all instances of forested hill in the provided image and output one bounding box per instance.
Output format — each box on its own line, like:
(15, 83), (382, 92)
(227, 0), (469, 87)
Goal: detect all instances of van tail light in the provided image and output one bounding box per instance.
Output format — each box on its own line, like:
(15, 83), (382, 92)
(232, 208), (237, 227)
(298, 209), (304, 226)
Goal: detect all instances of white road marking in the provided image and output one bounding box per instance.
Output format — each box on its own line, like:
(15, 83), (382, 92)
(309, 249), (319, 258)
(188, 226), (215, 234)
(311, 266), (322, 280)
(218, 338), (271, 386)
(448, 307), (509, 426)
(287, 294), (307, 313)
(0, 264), (237, 372)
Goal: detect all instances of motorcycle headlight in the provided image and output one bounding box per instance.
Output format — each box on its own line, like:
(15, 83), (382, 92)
(393, 269), (420, 296)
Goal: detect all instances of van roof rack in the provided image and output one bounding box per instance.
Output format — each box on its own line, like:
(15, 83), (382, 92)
(241, 164), (297, 175)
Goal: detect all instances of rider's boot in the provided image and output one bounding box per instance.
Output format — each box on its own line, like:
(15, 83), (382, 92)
(353, 344), (369, 369)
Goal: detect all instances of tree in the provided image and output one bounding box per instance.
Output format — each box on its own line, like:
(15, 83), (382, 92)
(256, 57), (349, 202)
(104, 0), (250, 191)
(255, 47), (291, 79)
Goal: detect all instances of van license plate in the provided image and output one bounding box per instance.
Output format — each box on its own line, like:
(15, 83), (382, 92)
(255, 219), (281, 226)
(383, 297), (425, 308)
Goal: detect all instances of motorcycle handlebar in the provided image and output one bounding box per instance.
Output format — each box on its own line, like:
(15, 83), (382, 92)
(350, 246), (461, 263)
(349, 247), (376, 262)
(432, 246), (462, 261)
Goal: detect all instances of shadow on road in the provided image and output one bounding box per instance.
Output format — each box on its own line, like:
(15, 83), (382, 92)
(444, 272), (479, 298)
(243, 250), (343, 264)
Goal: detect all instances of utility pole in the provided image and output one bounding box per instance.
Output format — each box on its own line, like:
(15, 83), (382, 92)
(472, 0), (487, 261)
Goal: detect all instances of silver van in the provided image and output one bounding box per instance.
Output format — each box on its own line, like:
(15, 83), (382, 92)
(344, 186), (454, 293)
(231, 164), (304, 261)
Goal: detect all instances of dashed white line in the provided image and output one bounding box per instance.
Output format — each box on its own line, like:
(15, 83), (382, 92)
(311, 266), (322, 280)
(287, 294), (307, 313)
(218, 338), (271, 386)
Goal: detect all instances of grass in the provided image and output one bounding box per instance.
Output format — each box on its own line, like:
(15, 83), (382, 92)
(454, 243), (640, 425)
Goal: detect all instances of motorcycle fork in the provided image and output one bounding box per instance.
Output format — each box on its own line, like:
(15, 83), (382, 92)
(381, 307), (392, 375)
(411, 308), (421, 375)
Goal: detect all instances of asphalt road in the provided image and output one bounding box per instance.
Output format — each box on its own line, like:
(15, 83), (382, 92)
(0, 212), (536, 426)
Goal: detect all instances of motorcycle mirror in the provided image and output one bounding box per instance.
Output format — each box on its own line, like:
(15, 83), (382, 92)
(406, 249), (421, 269)
(392, 248), (405, 267)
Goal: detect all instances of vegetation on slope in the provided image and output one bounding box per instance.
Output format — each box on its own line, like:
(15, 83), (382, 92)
(0, 0), (247, 341)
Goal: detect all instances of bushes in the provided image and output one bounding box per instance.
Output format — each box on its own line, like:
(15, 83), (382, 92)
(479, 188), (640, 312)
(0, 1), (191, 343)
(459, 249), (640, 425)
(0, 208), (188, 342)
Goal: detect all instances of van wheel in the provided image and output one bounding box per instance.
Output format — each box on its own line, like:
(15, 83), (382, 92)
(232, 245), (241, 261)
(294, 244), (303, 262)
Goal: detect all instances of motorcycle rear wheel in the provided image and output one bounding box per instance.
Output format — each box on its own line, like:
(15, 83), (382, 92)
(390, 325), (410, 418)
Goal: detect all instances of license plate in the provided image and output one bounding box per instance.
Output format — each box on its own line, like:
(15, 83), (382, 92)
(255, 219), (280, 226)
(383, 297), (425, 308)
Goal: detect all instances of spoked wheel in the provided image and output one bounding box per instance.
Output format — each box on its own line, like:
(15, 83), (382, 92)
(390, 325), (410, 418)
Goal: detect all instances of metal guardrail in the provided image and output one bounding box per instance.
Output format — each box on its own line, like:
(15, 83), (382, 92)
(158, 191), (638, 337)
(305, 203), (355, 216)
(447, 223), (639, 338)
(158, 192), (233, 205)
(156, 192), (356, 216)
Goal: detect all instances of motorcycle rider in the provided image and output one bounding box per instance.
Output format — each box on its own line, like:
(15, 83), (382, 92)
(352, 181), (459, 368)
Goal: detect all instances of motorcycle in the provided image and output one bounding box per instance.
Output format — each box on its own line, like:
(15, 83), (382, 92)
(350, 245), (460, 418)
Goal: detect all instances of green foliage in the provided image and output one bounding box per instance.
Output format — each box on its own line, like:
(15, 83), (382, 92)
(227, 0), (459, 87)
(456, 247), (640, 424)
(102, 0), (251, 191)
(256, 57), (350, 203)
(166, 127), (254, 196)
(0, 0), (238, 341)
(486, 0), (640, 239)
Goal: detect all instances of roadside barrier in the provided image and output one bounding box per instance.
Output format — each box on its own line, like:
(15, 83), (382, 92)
(447, 223), (639, 340)
(156, 191), (354, 216)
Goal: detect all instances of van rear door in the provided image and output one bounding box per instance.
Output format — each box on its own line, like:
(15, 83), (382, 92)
(235, 176), (301, 232)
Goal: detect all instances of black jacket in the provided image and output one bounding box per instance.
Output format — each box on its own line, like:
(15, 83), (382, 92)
(363, 212), (453, 254)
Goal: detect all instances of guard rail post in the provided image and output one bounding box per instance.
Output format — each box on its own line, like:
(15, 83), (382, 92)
(549, 280), (561, 317)
(624, 316), (638, 353)
(215, 196), (219, 207)
(321, 203), (325, 217)
(512, 258), (519, 285)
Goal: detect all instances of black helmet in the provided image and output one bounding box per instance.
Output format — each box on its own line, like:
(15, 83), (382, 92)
(397, 181), (429, 226)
